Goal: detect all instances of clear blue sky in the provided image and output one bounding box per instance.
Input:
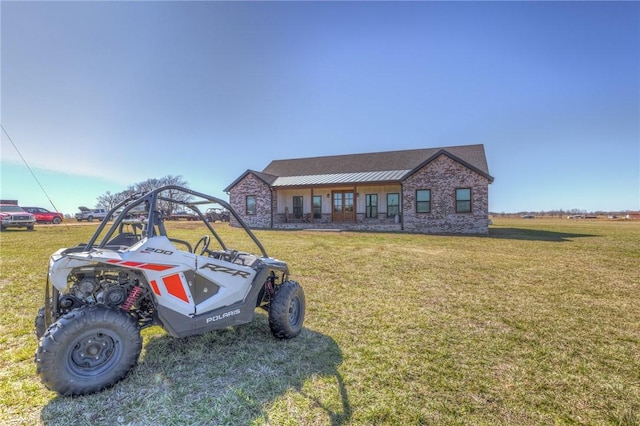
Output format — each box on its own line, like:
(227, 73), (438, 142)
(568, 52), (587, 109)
(1, 1), (638, 216)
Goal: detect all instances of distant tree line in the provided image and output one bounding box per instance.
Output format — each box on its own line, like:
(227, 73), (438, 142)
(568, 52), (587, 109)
(95, 175), (191, 214)
(490, 208), (636, 218)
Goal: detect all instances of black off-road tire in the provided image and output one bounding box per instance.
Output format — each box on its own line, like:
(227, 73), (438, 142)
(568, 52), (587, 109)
(269, 280), (305, 339)
(35, 304), (142, 396)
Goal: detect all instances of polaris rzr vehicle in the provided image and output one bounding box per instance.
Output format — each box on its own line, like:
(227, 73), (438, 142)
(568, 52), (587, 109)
(34, 186), (305, 396)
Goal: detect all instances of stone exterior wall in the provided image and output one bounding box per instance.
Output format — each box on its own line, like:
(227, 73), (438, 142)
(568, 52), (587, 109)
(228, 174), (272, 228)
(402, 154), (491, 234)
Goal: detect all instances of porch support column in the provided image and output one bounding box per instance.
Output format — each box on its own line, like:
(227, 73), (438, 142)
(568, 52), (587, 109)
(353, 185), (357, 223)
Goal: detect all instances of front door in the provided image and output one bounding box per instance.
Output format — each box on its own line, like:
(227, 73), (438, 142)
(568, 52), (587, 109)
(332, 191), (355, 222)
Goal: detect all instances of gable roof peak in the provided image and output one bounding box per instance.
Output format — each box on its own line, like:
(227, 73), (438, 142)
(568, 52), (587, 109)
(223, 169), (278, 193)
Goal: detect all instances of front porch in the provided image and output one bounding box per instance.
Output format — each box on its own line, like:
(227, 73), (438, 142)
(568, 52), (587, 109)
(270, 185), (404, 232)
(272, 222), (403, 232)
(272, 212), (403, 232)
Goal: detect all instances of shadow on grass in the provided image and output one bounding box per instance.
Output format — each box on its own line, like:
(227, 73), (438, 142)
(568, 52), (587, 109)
(41, 314), (350, 425)
(486, 227), (596, 242)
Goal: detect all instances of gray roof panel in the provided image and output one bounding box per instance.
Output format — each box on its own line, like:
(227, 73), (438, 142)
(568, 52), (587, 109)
(272, 170), (412, 187)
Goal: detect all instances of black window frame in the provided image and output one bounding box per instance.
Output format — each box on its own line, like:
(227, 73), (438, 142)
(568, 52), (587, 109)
(416, 189), (431, 213)
(313, 195), (322, 219)
(246, 195), (257, 215)
(365, 194), (378, 218)
(387, 193), (399, 218)
(455, 188), (472, 213)
(293, 196), (303, 219)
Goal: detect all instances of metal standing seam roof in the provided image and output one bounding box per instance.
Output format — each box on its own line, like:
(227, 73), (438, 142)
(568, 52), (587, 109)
(271, 170), (412, 187)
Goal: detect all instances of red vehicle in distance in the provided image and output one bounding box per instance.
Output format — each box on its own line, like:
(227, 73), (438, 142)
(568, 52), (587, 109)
(23, 207), (64, 224)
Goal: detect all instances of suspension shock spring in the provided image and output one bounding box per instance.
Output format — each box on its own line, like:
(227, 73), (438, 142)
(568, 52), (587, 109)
(265, 272), (276, 296)
(121, 285), (143, 311)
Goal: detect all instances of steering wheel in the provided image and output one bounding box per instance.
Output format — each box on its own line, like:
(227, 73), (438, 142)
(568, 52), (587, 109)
(194, 235), (211, 255)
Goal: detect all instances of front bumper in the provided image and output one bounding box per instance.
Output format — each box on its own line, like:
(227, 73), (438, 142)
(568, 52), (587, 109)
(1, 218), (35, 228)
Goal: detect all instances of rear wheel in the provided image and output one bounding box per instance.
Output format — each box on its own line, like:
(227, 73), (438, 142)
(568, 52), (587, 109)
(52, 217), (62, 224)
(269, 280), (305, 339)
(35, 304), (142, 396)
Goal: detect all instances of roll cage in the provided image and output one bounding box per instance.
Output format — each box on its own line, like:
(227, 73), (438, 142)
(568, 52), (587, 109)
(83, 185), (268, 257)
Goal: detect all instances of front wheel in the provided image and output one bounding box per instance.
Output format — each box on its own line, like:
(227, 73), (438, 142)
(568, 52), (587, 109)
(35, 304), (142, 396)
(35, 306), (47, 339)
(269, 280), (305, 339)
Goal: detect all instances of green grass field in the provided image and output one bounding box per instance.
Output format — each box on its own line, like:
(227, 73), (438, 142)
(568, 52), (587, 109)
(1, 218), (638, 425)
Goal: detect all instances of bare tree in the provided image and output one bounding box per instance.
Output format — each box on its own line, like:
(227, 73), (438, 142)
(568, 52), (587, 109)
(95, 175), (192, 214)
(96, 190), (129, 210)
(157, 176), (190, 214)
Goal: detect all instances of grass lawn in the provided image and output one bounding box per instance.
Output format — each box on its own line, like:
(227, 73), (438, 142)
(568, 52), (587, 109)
(0, 218), (638, 425)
